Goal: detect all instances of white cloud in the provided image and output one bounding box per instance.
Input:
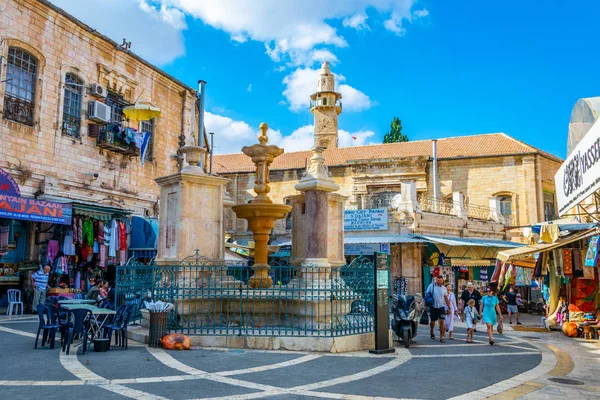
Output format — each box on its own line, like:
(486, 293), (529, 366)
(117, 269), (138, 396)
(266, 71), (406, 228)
(50, 0), (186, 65)
(246, 84), (252, 92)
(413, 9), (429, 18)
(282, 68), (372, 112)
(149, 0), (423, 65)
(343, 13), (369, 31)
(206, 111), (377, 154)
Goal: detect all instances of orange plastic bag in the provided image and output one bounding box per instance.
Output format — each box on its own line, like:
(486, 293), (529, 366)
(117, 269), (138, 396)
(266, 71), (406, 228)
(160, 333), (191, 350)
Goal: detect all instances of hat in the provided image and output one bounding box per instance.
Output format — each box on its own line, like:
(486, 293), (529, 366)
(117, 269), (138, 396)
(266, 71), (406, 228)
(466, 282), (474, 288)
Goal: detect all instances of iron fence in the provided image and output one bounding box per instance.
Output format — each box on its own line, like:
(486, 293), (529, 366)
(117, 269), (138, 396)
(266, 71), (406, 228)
(115, 254), (376, 337)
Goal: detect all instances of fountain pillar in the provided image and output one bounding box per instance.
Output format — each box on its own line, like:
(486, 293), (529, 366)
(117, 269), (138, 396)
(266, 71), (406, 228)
(231, 123), (291, 289)
(294, 148), (347, 274)
(155, 145), (229, 263)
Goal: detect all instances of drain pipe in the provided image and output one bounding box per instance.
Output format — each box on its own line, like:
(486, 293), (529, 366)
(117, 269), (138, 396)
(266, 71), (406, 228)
(197, 80), (207, 169)
(209, 132), (214, 175)
(432, 139), (438, 203)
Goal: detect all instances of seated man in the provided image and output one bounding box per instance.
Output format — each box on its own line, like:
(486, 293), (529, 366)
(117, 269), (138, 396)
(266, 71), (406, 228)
(86, 280), (103, 302)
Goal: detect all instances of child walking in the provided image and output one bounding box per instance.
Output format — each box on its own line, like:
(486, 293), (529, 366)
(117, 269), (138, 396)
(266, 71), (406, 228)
(465, 299), (479, 343)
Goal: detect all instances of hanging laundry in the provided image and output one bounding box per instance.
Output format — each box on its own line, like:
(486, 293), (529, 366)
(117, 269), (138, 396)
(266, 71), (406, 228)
(539, 224), (560, 244)
(562, 249), (573, 275)
(134, 131), (144, 149)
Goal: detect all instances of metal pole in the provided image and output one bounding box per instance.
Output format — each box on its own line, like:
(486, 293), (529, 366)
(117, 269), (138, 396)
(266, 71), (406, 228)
(432, 139), (438, 203)
(209, 132), (214, 175)
(197, 80), (206, 168)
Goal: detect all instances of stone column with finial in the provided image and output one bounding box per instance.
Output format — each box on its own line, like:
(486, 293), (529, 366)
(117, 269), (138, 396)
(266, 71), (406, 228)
(293, 147), (347, 274)
(155, 144), (229, 263)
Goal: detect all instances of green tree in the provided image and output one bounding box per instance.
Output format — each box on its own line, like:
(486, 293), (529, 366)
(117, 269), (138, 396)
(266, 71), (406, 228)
(383, 117), (408, 143)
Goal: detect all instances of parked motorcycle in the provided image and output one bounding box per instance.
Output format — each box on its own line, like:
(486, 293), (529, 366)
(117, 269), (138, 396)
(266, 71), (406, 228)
(392, 293), (424, 348)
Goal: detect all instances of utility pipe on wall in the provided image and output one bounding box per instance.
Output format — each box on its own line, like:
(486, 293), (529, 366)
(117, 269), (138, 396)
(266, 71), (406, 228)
(197, 80), (207, 168)
(209, 132), (214, 175)
(432, 139), (438, 203)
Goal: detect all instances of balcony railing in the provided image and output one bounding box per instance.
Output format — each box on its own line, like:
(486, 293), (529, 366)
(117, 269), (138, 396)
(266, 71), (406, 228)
(62, 114), (81, 138)
(3, 95), (34, 126)
(97, 123), (140, 156)
(419, 197), (503, 223)
(309, 99), (342, 110)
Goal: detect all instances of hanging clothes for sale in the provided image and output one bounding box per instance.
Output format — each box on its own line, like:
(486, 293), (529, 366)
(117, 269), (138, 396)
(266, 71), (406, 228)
(119, 220), (127, 250)
(584, 236), (599, 267)
(47, 239), (60, 264)
(108, 219), (117, 257)
(63, 229), (76, 256)
(98, 221), (104, 245)
(573, 248), (584, 277)
(0, 224), (9, 257)
(82, 219), (93, 247)
(552, 249), (564, 278)
(77, 218), (83, 245)
(562, 249), (573, 276)
(480, 267), (489, 281)
(491, 260), (502, 283)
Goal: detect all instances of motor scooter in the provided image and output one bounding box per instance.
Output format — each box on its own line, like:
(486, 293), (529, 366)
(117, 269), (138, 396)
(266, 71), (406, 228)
(392, 293), (424, 348)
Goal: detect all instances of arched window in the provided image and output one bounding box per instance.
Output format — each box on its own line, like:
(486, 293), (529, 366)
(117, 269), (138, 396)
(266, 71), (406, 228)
(3, 47), (38, 126)
(323, 98), (327, 106)
(498, 196), (512, 218)
(62, 73), (83, 137)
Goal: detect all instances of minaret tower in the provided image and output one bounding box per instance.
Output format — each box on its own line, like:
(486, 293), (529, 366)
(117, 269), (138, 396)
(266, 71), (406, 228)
(310, 61), (342, 149)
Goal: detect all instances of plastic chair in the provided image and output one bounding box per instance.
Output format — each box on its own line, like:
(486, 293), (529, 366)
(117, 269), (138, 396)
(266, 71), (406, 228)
(62, 308), (93, 355)
(7, 289), (24, 316)
(102, 305), (127, 347)
(34, 304), (59, 349)
(47, 304), (71, 347)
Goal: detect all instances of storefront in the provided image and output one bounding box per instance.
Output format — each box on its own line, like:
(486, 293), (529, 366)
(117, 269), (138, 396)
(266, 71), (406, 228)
(498, 226), (599, 336)
(418, 234), (524, 299)
(0, 167), (73, 307)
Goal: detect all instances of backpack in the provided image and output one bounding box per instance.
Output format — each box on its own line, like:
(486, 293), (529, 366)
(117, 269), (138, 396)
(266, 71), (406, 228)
(425, 284), (435, 308)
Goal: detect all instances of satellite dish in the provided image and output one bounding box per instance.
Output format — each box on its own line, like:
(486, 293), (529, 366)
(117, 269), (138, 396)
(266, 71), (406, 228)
(567, 97), (600, 156)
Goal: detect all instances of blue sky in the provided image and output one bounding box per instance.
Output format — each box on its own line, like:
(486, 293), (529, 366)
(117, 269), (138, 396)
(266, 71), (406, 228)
(51, 0), (600, 157)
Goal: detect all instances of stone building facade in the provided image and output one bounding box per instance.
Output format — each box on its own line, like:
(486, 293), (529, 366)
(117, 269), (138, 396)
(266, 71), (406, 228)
(0, 0), (200, 262)
(214, 64), (563, 293)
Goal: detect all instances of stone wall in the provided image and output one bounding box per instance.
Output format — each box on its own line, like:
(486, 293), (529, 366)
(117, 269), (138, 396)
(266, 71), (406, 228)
(0, 0), (197, 215)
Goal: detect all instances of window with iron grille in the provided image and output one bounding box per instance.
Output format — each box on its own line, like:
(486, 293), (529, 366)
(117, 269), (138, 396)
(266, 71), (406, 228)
(105, 92), (124, 124)
(62, 73), (83, 137)
(140, 119), (154, 161)
(3, 48), (37, 126)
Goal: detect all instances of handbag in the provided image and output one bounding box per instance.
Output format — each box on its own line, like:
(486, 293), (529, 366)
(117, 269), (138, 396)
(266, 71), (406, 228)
(420, 310), (430, 325)
(497, 318), (504, 334)
(425, 284), (435, 308)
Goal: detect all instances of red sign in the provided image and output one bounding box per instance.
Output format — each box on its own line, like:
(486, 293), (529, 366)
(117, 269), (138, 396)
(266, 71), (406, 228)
(0, 168), (21, 197)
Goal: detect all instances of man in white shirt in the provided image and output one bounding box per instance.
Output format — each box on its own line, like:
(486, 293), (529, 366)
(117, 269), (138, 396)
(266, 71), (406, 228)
(426, 275), (451, 342)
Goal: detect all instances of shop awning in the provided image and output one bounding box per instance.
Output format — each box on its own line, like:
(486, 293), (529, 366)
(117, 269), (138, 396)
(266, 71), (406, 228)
(450, 259), (495, 267)
(531, 219), (597, 234)
(497, 228), (598, 262)
(71, 200), (132, 221)
(415, 235), (524, 248)
(129, 216), (158, 251)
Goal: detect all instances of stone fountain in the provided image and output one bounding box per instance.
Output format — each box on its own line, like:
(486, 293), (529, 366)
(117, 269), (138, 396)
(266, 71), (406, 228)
(232, 123), (291, 289)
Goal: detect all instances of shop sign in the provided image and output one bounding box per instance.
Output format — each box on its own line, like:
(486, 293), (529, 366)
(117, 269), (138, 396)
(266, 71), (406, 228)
(0, 168), (21, 197)
(0, 195), (72, 225)
(344, 243), (390, 255)
(555, 122), (600, 215)
(344, 208), (388, 231)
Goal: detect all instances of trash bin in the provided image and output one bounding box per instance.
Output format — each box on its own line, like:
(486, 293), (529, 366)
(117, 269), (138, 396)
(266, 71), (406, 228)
(94, 338), (110, 352)
(148, 311), (169, 347)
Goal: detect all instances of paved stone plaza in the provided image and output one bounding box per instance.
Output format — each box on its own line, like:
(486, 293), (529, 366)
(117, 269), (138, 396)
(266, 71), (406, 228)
(1, 314), (599, 400)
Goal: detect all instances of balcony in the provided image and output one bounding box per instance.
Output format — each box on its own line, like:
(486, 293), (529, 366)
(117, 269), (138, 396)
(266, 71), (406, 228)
(97, 123), (140, 156)
(418, 197), (504, 223)
(3, 95), (34, 126)
(62, 115), (81, 138)
(309, 99), (342, 111)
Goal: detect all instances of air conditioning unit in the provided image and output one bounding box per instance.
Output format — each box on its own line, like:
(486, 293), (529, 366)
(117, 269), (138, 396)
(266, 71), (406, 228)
(88, 100), (111, 123)
(89, 83), (107, 98)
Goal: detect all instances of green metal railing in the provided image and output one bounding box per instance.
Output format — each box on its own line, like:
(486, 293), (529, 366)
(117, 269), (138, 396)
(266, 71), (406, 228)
(115, 254), (375, 337)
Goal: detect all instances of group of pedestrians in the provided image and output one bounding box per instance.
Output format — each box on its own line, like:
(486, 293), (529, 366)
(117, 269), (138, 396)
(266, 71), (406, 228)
(426, 278), (513, 345)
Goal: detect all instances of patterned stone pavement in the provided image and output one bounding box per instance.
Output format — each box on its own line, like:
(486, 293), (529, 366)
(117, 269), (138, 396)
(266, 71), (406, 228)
(0, 313), (598, 400)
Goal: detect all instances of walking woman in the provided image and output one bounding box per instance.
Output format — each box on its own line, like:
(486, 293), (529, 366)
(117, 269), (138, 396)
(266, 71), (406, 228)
(444, 284), (458, 339)
(480, 287), (502, 345)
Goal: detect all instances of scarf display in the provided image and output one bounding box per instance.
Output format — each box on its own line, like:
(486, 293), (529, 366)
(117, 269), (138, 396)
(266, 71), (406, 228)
(562, 249), (573, 276)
